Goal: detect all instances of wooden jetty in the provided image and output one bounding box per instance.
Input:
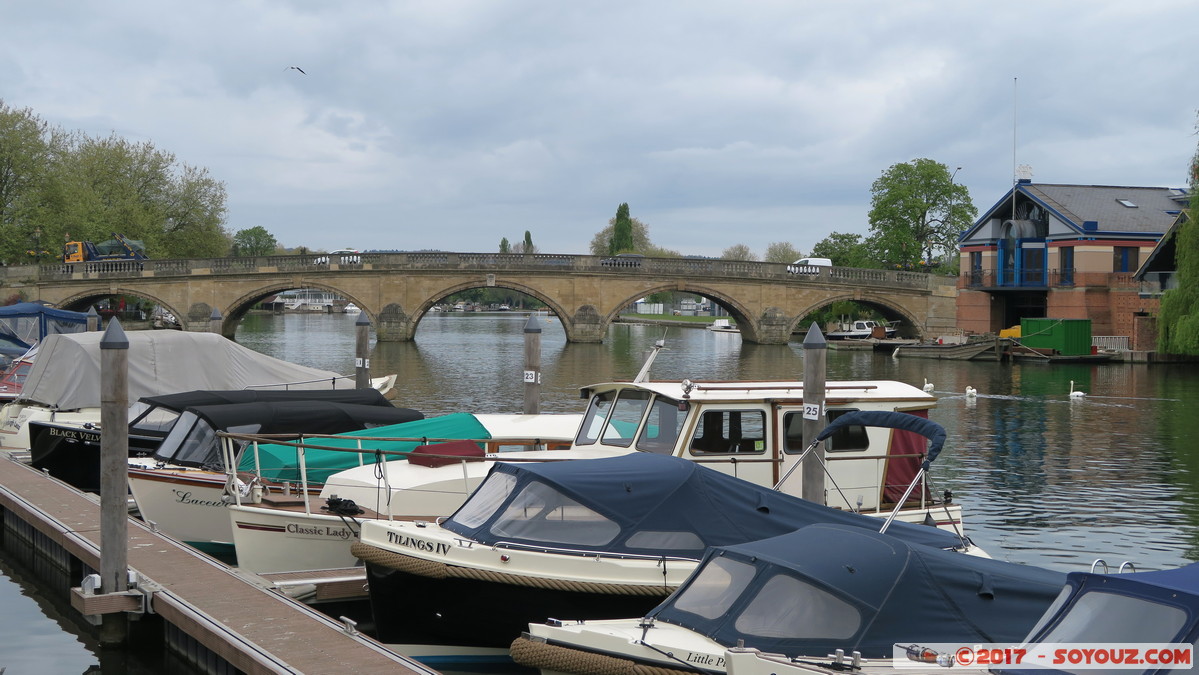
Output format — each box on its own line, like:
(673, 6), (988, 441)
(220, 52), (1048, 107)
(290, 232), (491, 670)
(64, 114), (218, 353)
(0, 455), (435, 675)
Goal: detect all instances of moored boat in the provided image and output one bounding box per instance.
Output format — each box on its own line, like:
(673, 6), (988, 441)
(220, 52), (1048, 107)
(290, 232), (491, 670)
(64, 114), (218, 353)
(512, 523), (1065, 675)
(352, 445), (979, 649)
(27, 387), (399, 492)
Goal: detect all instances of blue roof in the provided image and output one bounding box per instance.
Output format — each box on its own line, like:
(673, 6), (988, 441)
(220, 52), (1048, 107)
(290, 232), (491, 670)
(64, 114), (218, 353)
(648, 523), (1065, 659)
(442, 453), (964, 558)
(0, 302), (89, 349)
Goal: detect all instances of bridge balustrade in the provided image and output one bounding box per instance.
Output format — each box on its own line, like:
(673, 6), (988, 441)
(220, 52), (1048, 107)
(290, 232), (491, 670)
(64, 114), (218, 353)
(22, 252), (937, 291)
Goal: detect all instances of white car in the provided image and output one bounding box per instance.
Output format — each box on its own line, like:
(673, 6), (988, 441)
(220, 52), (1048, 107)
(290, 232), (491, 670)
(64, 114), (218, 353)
(786, 257), (832, 274)
(313, 248), (361, 265)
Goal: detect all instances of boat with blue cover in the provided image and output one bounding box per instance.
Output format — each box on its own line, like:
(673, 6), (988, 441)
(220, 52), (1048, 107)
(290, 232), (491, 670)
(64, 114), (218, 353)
(513, 522), (1064, 674)
(353, 411), (981, 650)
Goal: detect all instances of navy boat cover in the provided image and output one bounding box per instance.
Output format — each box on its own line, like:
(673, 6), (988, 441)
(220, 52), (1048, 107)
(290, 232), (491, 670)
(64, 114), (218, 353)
(441, 453), (966, 558)
(646, 523), (1065, 659)
(996, 562), (1199, 674)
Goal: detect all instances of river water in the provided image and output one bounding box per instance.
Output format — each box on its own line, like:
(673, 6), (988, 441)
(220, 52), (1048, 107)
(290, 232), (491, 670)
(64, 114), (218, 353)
(5, 311), (1199, 672)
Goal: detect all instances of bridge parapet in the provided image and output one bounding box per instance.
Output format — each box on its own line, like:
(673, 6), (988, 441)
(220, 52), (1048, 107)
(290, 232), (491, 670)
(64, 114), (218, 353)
(23, 253), (936, 290)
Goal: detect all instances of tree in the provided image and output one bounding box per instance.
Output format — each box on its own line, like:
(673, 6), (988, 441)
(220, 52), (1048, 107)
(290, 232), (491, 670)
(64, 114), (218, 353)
(610, 203), (634, 254)
(867, 158), (976, 269)
(720, 244), (758, 261)
(516, 230), (537, 254)
(764, 241), (801, 263)
(232, 226), (278, 256)
(590, 216), (653, 255)
(810, 231), (876, 268)
(499, 237), (510, 253)
(1158, 136), (1199, 355)
(0, 101), (230, 264)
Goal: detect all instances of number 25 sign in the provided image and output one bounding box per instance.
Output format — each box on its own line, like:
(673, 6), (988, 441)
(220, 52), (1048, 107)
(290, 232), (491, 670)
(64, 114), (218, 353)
(802, 403), (822, 420)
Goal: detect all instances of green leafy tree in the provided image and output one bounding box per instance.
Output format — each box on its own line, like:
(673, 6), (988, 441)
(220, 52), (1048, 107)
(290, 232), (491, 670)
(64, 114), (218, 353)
(610, 203), (634, 254)
(0, 102), (229, 264)
(867, 158), (976, 269)
(720, 244), (758, 261)
(810, 231), (877, 268)
(590, 215), (653, 255)
(499, 237), (510, 253)
(232, 226), (278, 256)
(1158, 141), (1199, 354)
(764, 241), (801, 263)
(516, 230), (537, 254)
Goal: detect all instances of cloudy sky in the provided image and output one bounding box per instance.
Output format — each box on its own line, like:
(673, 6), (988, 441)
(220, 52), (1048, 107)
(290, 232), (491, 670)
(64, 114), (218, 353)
(4, 1), (1197, 257)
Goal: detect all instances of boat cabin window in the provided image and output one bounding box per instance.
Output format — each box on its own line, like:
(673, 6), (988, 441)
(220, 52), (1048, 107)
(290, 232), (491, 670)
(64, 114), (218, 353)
(733, 572), (860, 640)
(450, 472), (517, 528)
(625, 530), (705, 552)
(601, 390), (652, 448)
(490, 480), (620, 546)
(673, 556), (756, 620)
(129, 404), (184, 436)
(154, 413), (263, 469)
(574, 391), (616, 446)
(688, 410), (765, 454)
(781, 409), (869, 453)
(635, 396), (686, 455)
(1035, 590), (1187, 646)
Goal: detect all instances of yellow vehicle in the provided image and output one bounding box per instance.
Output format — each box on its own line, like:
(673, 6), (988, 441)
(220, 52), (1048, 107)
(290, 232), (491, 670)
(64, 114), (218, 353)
(63, 234), (148, 263)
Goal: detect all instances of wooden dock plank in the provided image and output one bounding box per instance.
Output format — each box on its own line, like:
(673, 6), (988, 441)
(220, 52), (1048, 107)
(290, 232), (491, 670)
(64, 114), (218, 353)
(0, 456), (435, 675)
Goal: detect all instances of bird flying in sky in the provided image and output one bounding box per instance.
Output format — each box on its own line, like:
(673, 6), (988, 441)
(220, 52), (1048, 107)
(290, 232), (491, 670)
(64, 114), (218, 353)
(286, 66), (306, 74)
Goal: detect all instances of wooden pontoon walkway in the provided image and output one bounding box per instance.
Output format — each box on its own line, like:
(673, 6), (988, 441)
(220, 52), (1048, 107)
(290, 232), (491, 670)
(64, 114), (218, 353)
(0, 455), (435, 675)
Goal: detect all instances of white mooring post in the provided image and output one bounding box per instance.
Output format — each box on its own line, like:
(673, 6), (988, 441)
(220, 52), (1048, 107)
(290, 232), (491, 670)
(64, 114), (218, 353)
(209, 307), (222, 334)
(801, 322), (828, 504)
(355, 310), (371, 389)
(99, 319), (130, 643)
(523, 313), (542, 414)
(87, 305), (101, 331)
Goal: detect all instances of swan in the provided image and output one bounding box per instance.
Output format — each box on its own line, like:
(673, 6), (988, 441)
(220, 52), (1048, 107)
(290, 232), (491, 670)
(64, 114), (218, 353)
(923, 378), (934, 393)
(1069, 380), (1086, 398)
(965, 386), (977, 397)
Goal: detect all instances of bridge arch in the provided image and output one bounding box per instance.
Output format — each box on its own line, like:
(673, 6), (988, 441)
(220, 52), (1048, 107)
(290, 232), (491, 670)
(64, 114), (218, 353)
(790, 292), (924, 339)
(220, 282), (375, 339)
(378, 280), (581, 342)
(597, 283), (767, 342)
(58, 288), (186, 331)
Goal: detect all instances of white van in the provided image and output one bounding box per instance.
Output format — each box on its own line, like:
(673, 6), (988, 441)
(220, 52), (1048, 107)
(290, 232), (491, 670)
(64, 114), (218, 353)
(786, 257), (832, 274)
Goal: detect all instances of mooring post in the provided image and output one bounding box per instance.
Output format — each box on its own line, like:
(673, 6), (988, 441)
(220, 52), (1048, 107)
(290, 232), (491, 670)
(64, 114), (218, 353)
(523, 313), (542, 414)
(87, 306), (101, 331)
(801, 322), (828, 504)
(208, 307), (222, 334)
(355, 311), (371, 389)
(99, 319), (130, 644)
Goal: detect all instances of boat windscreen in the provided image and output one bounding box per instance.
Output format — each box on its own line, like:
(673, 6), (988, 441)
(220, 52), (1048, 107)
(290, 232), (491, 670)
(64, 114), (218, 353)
(574, 390), (615, 446)
(600, 389), (651, 448)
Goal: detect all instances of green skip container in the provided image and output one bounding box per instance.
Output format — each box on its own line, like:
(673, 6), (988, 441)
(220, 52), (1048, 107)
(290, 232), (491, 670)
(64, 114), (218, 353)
(1019, 318), (1093, 356)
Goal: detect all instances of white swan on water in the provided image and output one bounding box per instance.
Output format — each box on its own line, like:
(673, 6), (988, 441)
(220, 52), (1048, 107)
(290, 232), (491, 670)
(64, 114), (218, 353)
(965, 386), (977, 397)
(923, 378), (934, 393)
(1069, 380), (1086, 398)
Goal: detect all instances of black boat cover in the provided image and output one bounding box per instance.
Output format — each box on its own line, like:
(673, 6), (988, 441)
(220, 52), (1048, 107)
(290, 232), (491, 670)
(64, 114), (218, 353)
(441, 452), (966, 558)
(647, 523), (1065, 659)
(153, 400), (423, 468)
(135, 387), (393, 412)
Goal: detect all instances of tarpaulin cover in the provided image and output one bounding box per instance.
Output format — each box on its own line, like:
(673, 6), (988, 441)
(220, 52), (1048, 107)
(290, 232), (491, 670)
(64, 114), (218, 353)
(136, 387), (392, 412)
(17, 331), (355, 410)
(648, 523), (1065, 658)
(442, 453), (964, 558)
(241, 412), (490, 484)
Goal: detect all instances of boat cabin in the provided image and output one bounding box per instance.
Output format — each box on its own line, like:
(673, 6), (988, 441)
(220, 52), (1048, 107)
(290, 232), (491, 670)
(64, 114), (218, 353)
(571, 379), (938, 515)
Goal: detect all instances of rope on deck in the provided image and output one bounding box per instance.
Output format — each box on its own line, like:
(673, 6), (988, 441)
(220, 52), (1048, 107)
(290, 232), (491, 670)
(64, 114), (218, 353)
(351, 541), (676, 596)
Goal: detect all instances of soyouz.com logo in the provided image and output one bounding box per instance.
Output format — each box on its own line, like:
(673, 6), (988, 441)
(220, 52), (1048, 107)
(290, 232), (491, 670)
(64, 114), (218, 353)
(894, 643), (1193, 669)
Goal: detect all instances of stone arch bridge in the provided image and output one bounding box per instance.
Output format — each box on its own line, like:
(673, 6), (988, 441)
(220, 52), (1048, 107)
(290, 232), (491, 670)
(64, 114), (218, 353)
(11, 252), (958, 344)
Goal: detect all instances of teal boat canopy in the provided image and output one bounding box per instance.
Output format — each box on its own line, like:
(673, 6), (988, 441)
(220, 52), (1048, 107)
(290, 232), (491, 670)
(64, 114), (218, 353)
(240, 412), (492, 484)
